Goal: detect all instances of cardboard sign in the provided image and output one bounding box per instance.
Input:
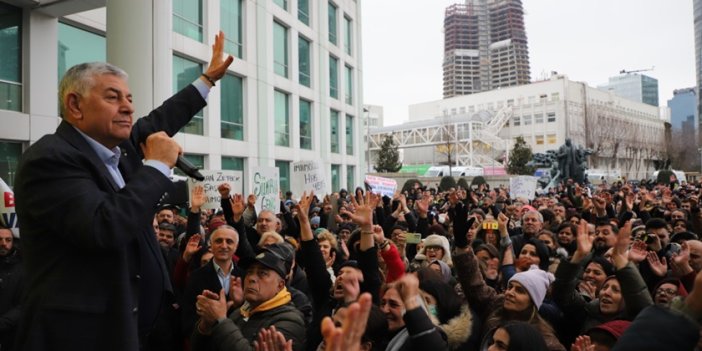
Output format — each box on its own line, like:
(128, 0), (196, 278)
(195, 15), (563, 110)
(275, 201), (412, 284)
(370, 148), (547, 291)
(364, 175), (397, 198)
(187, 170), (244, 211)
(251, 167), (280, 214)
(292, 160), (327, 195)
(0, 177), (19, 238)
(510, 176), (538, 201)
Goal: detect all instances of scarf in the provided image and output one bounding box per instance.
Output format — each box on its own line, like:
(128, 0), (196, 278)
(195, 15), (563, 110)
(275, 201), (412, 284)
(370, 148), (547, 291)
(386, 328), (409, 351)
(240, 286), (291, 319)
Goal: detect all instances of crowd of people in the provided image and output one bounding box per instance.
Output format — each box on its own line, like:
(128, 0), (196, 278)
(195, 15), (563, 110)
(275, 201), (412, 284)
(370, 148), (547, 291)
(10, 178), (700, 351)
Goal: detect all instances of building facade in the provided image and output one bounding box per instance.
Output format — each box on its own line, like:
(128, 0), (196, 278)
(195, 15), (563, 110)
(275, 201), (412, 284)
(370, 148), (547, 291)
(668, 87), (698, 134)
(0, 0), (364, 194)
(372, 74), (667, 179)
(597, 72), (659, 107)
(442, 0), (530, 98)
(695, 0), (702, 146)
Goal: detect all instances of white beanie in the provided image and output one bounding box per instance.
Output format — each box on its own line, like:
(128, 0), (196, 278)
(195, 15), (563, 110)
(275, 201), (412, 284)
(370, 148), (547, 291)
(420, 234), (453, 267)
(508, 265), (555, 310)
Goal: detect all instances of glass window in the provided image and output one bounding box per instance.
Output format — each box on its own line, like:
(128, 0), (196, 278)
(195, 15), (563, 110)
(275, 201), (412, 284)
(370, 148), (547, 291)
(298, 36), (311, 87)
(273, 0), (287, 10)
(175, 154), (205, 177)
(173, 55), (204, 135)
(345, 114), (354, 155)
(331, 164), (340, 192)
(0, 3), (22, 112)
(276, 160), (290, 194)
(330, 109), (339, 153)
(221, 74), (244, 140)
(547, 112), (556, 122)
(221, 0), (243, 58)
(298, 0), (309, 25)
(0, 141), (22, 188)
(173, 0), (203, 42)
(535, 135), (544, 145)
(547, 134), (557, 144)
(512, 116), (520, 126)
(58, 23), (105, 83)
(328, 2), (337, 45)
(344, 16), (352, 55)
(534, 113), (544, 124)
(344, 65), (353, 105)
(222, 156), (244, 171)
(273, 21), (288, 77)
(299, 99), (312, 150)
(523, 115), (532, 126)
(274, 90), (289, 146)
(551, 93), (560, 101)
(346, 165), (355, 191)
(329, 56), (338, 99)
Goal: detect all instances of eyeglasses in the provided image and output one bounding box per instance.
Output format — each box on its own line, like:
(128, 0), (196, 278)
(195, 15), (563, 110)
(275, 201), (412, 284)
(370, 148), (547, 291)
(425, 246), (443, 252)
(655, 288), (677, 296)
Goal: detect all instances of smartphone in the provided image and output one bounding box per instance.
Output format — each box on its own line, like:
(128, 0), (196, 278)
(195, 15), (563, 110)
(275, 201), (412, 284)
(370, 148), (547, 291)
(406, 233), (422, 244)
(482, 219), (498, 230)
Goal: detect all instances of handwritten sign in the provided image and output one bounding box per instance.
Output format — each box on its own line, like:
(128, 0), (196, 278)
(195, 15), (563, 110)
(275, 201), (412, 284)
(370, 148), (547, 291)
(292, 160), (327, 195)
(364, 175), (397, 198)
(187, 170), (243, 211)
(510, 176), (538, 201)
(252, 166), (280, 214)
(0, 177), (19, 238)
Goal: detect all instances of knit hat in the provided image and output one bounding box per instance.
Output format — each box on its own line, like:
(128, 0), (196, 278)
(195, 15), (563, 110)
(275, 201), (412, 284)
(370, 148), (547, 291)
(310, 216), (321, 226)
(420, 234), (453, 267)
(508, 265), (555, 310)
(428, 259), (452, 283)
(587, 320), (631, 340)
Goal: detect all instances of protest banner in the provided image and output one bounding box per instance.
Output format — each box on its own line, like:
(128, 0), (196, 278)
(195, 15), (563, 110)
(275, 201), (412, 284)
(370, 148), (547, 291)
(187, 170), (244, 211)
(510, 176), (538, 201)
(0, 177), (19, 238)
(292, 160), (327, 195)
(364, 175), (398, 198)
(252, 166), (280, 214)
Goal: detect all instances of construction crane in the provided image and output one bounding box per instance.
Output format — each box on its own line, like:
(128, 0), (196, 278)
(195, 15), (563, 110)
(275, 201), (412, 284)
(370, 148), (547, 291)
(619, 66), (654, 75)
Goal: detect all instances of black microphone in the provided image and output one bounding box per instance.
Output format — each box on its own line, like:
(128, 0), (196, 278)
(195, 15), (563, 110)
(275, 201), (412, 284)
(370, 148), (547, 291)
(175, 155), (205, 181)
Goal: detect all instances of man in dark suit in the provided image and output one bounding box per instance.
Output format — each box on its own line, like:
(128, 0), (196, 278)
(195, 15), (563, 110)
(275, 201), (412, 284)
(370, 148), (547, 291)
(13, 32), (233, 351)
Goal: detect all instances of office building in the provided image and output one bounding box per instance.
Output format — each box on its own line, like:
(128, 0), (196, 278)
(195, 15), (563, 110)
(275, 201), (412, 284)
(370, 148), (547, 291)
(597, 72), (659, 107)
(0, 0), (364, 194)
(443, 0), (530, 98)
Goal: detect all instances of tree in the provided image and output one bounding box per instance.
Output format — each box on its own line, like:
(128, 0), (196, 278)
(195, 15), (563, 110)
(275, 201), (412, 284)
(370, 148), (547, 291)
(435, 116), (456, 176)
(374, 135), (402, 173)
(507, 136), (535, 175)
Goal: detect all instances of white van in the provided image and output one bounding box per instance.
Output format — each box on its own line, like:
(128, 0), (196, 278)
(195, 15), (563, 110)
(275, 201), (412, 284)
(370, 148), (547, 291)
(425, 166), (450, 177)
(451, 166), (484, 177)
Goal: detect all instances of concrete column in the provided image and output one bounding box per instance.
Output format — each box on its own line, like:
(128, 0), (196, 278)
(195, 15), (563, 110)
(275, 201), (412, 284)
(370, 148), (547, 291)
(106, 0), (172, 115)
(26, 11), (60, 142)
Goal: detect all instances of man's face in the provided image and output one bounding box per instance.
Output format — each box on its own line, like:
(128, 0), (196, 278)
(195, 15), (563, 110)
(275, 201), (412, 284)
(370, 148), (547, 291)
(671, 211), (686, 221)
(244, 263), (284, 307)
(332, 266), (363, 301)
(553, 206), (566, 219)
(157, 230), (175, 249)
(256, 211), (277, 234)
(68, 74), (134, 148)
(649, 227), (670, 248)
(594, 225), (617, 250)
(157, 210), (174, 224)
(681, 201), (692, 212)
(521, 213), (543, 236)
(210, 228), (238, 265)
(654, 282), (679, 307)
(688, 240), (702, 272)
(0, 229), (13, 256)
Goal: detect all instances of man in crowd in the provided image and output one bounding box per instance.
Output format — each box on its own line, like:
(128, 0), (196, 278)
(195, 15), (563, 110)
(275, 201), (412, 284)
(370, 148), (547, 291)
(0, 226), (21, 350)
(191, 243), (306, 351)
(14, 32), (233, 350)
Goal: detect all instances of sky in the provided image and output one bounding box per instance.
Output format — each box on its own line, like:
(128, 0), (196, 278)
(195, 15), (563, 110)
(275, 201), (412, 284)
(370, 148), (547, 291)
(361, 0), (696, 127)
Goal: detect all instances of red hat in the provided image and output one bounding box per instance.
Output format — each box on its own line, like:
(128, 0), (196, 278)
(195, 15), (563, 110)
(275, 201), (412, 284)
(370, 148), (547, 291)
(587, 320), (631, 339)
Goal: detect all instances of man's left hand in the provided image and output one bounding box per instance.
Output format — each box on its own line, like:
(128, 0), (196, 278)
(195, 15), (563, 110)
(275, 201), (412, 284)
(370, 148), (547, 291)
(203, 31), (235, 84)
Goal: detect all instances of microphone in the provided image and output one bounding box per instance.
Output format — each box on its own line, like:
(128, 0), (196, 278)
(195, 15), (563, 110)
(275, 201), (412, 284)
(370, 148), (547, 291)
(175, 155), (205, 181)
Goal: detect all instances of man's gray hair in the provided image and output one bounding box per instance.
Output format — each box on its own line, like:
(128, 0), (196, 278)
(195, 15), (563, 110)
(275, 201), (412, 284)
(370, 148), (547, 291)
(523, 210), (544, 223)
(209, 225), (239, 244)
(58, 62), (128, 118)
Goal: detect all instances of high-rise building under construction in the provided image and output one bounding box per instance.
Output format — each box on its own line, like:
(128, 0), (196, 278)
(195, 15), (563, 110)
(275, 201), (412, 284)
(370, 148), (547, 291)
(443, 0), (530, 98)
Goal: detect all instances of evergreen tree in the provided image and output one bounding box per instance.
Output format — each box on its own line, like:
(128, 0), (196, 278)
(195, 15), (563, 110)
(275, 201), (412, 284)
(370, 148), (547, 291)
(507, 136), (535, 175)
(374, 135), (402, 173)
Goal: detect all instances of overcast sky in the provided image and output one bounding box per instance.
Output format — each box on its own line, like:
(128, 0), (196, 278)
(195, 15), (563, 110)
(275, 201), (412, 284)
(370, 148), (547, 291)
(361, 0), (696, 126)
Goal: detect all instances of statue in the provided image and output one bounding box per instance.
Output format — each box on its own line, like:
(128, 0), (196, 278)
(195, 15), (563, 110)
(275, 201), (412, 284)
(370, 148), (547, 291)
(528, 139), (592, 191)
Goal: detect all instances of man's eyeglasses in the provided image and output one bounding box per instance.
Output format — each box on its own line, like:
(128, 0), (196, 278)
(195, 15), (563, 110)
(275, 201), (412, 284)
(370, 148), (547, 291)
(655, 288), (677, 296)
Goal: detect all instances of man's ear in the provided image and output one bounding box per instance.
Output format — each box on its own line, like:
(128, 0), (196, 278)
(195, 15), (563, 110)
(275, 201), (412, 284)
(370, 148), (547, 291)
(65, 93), (82, 120)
